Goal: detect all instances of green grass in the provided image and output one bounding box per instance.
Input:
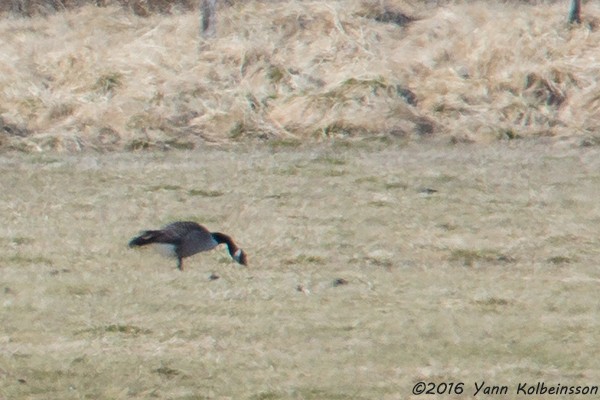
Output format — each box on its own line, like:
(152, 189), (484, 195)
(1, 141), (600, 399)
(448, 248), (516, 267)
(94, 72), (124, 94)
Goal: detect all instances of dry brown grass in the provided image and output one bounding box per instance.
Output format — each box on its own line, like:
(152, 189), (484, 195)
(1, 140), (600, 398)
(1, 1), (600, 151)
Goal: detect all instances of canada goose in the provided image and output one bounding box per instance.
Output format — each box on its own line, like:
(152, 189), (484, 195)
(128, 221), (247, 270)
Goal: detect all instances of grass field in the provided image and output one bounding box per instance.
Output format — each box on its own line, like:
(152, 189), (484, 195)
(2, 1), (600, 398)
(1, 139), (600, 399)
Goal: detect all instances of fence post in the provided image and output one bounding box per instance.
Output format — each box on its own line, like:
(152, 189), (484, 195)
(568, 0), (581, 24)
(201, 0), (218, 38)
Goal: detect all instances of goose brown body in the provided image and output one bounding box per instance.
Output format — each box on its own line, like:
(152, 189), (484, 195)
(129, 221), (247, 270)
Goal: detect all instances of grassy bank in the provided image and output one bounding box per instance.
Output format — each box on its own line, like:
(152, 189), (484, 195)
(0, 1), (600, 151)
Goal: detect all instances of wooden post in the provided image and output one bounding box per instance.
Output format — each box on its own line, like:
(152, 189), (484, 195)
(568, 0), (581, 24)
(10, 0), (25, 15)
(201, 0), (218, 38)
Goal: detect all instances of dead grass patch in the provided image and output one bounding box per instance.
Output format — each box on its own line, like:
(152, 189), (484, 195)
(1, 1), (599, 150)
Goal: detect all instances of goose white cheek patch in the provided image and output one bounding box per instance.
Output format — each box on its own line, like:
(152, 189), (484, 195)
(234, 249), (242, 260)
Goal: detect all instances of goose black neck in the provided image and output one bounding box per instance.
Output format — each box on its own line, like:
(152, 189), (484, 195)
(211, 232), (236, 254)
